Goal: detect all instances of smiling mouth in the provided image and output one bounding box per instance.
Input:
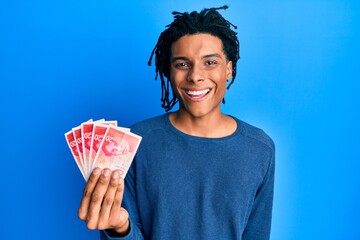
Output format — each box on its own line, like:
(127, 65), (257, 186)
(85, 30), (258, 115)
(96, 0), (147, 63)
(185, 88), (211, 99)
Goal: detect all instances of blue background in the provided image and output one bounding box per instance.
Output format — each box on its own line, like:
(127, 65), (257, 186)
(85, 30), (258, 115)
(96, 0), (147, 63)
(1, 0), (359, 239)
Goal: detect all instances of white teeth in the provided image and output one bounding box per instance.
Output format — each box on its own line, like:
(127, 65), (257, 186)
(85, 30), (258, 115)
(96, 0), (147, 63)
(186, 89), (210, 96)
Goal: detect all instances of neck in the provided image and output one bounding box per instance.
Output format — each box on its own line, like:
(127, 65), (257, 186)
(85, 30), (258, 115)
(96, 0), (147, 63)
(169, 109), (236, 138)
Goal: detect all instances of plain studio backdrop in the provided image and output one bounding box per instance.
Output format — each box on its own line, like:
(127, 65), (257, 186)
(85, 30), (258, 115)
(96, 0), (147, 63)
(0, 0), (359, 239)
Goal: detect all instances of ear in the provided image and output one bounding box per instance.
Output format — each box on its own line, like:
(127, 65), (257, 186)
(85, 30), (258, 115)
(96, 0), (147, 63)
(226, 60), (233, 80)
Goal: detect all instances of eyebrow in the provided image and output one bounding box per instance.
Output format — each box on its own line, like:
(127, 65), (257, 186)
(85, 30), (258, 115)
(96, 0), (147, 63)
(171, 53), (223, 63)
(171, 56), (188, 63)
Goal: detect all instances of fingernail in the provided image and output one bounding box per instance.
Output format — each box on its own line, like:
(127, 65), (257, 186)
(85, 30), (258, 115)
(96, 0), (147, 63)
(93, 168), (101, 175)
(118, 177), (123, 185)
(103, 169), (110, 177)
(112, 171), (119, 179)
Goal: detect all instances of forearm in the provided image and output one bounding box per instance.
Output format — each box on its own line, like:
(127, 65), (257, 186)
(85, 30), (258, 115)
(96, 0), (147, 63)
(243, 149), (275, 240)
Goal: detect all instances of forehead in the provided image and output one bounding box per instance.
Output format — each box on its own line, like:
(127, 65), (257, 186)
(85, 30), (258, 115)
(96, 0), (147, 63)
(171, 33), (225, 57)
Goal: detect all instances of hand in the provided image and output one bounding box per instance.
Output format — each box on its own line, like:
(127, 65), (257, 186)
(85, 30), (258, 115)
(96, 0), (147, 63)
(78, 168), (130, 235)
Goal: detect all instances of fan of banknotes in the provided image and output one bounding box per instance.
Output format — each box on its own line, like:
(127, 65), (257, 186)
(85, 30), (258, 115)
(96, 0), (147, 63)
(65, 119), (142, 181)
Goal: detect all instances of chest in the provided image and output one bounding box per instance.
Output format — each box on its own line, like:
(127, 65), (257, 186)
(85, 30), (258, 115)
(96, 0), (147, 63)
(135, 138), (267, 210)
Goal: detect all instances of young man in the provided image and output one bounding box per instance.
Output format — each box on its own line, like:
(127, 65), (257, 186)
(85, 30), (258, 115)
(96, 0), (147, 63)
(78, 6), (275, 240)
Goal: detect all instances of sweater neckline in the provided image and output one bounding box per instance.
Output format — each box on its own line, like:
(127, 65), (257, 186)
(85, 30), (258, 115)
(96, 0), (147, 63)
(163, 112), (241, 142)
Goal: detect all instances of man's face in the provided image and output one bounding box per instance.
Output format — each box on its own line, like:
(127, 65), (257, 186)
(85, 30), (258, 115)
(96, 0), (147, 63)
(170, 33), (232, 118)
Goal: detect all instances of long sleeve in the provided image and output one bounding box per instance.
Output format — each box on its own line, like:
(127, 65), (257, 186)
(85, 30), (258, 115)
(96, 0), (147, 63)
(100, 219), (143, 240)
(242, 147), (275, 240)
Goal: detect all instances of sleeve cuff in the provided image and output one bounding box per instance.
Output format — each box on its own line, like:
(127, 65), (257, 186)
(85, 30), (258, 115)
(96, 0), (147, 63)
(101, 218), (133, 240)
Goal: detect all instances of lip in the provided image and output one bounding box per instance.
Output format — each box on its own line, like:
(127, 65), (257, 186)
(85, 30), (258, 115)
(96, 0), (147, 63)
(182, 88), (211, 102)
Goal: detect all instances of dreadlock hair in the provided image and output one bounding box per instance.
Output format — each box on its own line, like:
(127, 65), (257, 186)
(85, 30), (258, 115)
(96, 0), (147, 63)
(148, 5), (240, 112)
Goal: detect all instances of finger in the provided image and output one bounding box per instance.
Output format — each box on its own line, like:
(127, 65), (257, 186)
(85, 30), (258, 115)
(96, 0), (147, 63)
(86, 168), (112, 229)
(97, 170), (122, 229)
(109, 178), (129, 233)
(78, 167), (101, 220)
(109, 177), (125, 219)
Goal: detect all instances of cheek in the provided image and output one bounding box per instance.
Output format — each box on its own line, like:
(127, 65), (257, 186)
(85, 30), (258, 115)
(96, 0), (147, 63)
(169, 72), (181, 96)
(218, 80), (227, 95)
(170, 70), (185, 86)
(214, 72), (228, 87)
(169, 73), (176, 89)
(214, 72), (228, 95)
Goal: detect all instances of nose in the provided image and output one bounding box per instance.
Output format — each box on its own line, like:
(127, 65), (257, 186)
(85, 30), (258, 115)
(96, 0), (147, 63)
(187, 64), (204, 83)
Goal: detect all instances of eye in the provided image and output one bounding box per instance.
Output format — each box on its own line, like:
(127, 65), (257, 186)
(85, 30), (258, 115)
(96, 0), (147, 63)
(174, 62), (190, 69)
(206, 60), (217, 66)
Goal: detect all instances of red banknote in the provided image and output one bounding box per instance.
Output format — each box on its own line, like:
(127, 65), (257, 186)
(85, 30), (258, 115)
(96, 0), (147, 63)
(88, 121), (119, 176)
(65, 130), (86, 179)
(64, 119), (141, 181)
(93, 125), (141, 179)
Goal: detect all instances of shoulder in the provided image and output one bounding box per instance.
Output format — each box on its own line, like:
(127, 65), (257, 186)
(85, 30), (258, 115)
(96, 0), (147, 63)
(233, 117), (276, 177)
(129, 113), (168, 136)
(233, 116), (275, 153)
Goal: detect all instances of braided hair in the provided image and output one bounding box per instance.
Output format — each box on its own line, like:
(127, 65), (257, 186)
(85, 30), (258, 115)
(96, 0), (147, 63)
(148, 5), (240, 111)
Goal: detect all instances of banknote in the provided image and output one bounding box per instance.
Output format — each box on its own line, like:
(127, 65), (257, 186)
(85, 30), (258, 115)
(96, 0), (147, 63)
(81, 122), (94, 176)
(65, 130), (86, 180)
(65, 119), (140, 181)
(88, 121), (118, 176)
(93, 125), (142, 179)
(81, 119), (105, 176)
(72, 126), (86, 177)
